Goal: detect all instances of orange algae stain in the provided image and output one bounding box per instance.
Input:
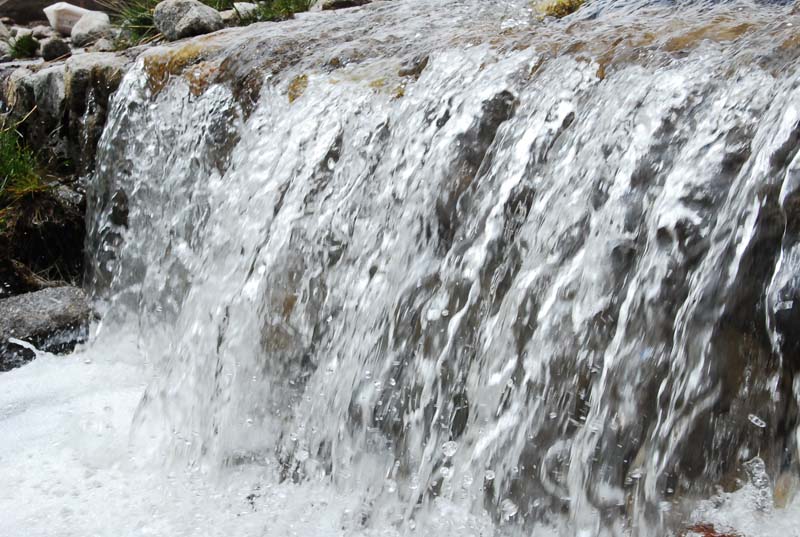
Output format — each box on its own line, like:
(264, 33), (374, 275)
(287, 73), (309, 103)
(681, 524), (742, 537)
(143, 42), (219, 96)
(662, 17), (754, 52)
(185, 61), (221, 97)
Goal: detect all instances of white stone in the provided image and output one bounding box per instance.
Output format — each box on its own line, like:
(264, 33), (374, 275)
(43, 2), (91, 36)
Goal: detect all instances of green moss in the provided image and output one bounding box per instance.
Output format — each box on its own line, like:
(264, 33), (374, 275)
(536, 0), (585, 19)
(9, 34), (40, 59)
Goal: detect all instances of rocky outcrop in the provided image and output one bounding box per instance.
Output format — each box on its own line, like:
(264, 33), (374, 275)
(0, 51), (132, 174)
(0, 286), (91, 370)
(154, 0), (224, 41)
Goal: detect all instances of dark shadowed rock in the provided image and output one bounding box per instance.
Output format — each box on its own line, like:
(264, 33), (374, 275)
(40, 36), (71, 61)
(154, 0), (224, 41)
(0, 286), (91, 370)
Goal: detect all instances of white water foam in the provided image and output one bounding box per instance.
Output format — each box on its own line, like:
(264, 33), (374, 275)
(0, 331), (497, 537)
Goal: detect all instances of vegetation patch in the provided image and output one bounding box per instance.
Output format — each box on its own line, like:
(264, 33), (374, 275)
(9, 34), (40, 59)
(535, 0), (585, 19)
(0, 120), (84, 295)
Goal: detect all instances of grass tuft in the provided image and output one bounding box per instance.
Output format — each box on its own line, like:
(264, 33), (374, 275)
(9, 34), (40, 59)
(0, 126), (47, 208)
(535, 0), (585, 19)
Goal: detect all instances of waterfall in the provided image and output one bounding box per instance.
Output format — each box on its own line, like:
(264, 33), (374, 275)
(86, 0), (800, 534)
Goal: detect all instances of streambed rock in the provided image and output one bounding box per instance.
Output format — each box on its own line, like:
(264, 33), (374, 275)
(0, 286), (91, 371)
(154, 0), (224, 41)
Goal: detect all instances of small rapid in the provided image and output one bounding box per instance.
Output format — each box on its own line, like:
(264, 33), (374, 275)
(78, 0), (800, 535)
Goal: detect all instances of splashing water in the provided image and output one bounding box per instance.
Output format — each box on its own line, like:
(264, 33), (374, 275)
(71, 0), (800, 535)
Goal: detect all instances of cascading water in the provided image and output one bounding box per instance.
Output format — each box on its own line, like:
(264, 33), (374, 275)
(81, 0), (800, 534)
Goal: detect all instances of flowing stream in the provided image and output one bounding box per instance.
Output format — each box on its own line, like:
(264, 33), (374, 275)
(18, 0), (800, 535)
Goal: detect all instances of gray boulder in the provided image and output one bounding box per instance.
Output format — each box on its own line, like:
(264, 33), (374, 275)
(0, 20), (10, 40)
(70, 11), (111, 46)
(40, 36), (71, 60)
(0, 41), (10, 62)
(0, 286), (92, 371)
(154, 0), (224, 41)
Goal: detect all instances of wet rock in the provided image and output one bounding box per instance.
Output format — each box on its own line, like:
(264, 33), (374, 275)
(0, 41), (10, 62)
(0, 20), (10, 40)
(311, 0), (372, 11)
(71, 10), (112, 46)
(154, 0), (224, 41)
(0, 286), (91, 371)
(40, 36), (71, 60)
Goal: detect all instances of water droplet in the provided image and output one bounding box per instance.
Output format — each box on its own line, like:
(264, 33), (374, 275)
(748, 414), (767, 428)
(409, 475), (420, 490)
(500, 498), (518, 519)
(296, 449), (309, 462)
(385, 478), (397, 493)
(442, 441), (458, 457)
(389, 378), (397, 386)
(441, 466), (453, 480)
(364, 370), (372, 380)
(462, 473), (474, 488)
(484, 470), (496, 481)
(441, 309), (450, 317)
